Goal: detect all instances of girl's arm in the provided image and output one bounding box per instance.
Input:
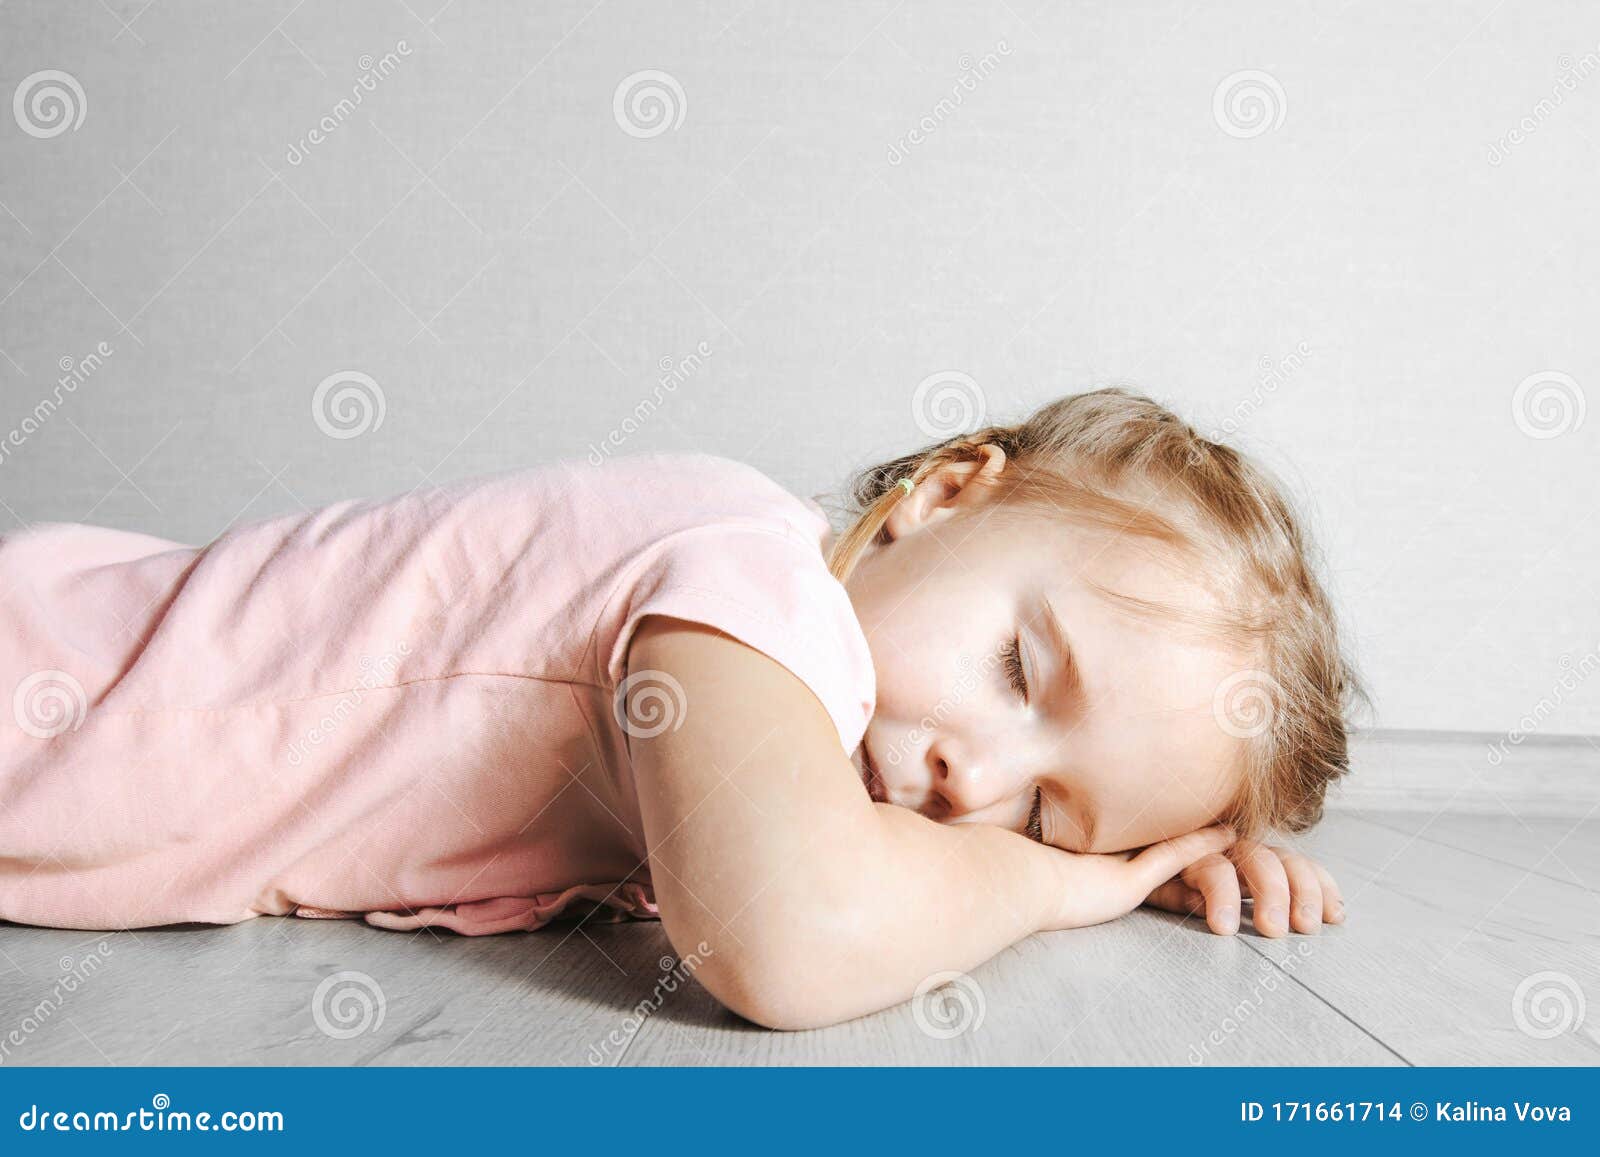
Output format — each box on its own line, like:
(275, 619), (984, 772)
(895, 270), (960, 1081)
(623, 615), (1235, 1030)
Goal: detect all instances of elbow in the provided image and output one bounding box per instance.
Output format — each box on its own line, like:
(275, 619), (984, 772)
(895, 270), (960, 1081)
(655, 842), (887, 1030)
(695, 952), (848, 1031)
(664, 911), (863, 1031)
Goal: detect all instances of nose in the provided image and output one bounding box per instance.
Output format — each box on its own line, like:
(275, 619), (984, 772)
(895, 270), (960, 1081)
(926, 738), (1021, 820)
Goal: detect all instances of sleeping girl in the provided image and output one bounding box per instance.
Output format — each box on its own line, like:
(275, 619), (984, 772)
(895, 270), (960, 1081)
(0, 386), (1360, 1030)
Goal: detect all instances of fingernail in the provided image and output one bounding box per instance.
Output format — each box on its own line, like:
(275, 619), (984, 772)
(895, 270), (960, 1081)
(1215, 906), (1239, 934)
(1266, 906), (1288, 933)
(1299, 904), (1321, 934)
(1330, 901), (1345, 923)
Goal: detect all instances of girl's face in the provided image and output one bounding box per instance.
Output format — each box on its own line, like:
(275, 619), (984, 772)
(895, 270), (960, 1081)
(842, 446), (1247, 854)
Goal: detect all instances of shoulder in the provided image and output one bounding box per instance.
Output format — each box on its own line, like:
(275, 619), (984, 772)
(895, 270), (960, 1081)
(591, 453), (875, 754)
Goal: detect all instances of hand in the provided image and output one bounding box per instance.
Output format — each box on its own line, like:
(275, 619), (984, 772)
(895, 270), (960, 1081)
(1142, 836), (1346, 937)
(1039, 824), (1238, 932)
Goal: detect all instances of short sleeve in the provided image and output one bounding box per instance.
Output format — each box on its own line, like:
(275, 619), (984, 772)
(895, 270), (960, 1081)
(598, 522), (876, 755)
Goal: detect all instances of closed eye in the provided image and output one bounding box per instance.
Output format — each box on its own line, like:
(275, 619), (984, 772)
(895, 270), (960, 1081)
(1025, 786), (1043, 842)
(1001, 635), (1028, 702)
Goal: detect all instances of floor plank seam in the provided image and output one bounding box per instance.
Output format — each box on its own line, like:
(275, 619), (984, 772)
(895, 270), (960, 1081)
(1346, 812), (1599, 895)
(1238, 935), (1415, 1067)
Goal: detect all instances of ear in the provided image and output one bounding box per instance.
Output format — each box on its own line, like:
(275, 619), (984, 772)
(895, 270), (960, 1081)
(882, 444), (1008, 542)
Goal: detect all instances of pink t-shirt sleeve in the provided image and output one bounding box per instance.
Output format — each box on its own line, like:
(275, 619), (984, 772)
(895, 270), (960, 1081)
(600, 521), (875, 755)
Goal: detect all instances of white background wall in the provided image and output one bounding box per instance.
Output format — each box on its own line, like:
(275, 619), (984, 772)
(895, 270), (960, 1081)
(1, 1), (1595, 737)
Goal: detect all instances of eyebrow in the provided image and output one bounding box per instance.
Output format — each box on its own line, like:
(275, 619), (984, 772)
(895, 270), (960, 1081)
(1036, 593), (1084, 703)
(1075, 804), (1098, 852)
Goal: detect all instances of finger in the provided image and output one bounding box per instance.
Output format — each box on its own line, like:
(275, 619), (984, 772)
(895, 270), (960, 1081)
(1276, 850), (1324, 935)
(1183, 852), (1243, 935)
(1128, 825), (1236, 896)
(1144, 879), (1206, 916)
(1232, 840), (1291, 937)
(1313, 861), (1345, 924)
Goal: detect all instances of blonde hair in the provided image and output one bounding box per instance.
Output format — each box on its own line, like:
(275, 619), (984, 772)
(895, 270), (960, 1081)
(824, 387), (1365, 841)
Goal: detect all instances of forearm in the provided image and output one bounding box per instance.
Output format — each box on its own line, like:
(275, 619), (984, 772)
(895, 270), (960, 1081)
(785, 802), (1059, 1028)
(660, 798), (1060, 1031)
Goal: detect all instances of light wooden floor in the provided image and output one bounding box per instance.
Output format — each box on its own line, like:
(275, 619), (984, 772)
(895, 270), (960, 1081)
(2, 809), (1596, 1065)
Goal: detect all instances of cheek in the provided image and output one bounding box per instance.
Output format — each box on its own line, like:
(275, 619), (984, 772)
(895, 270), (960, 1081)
(1125, 772), (1236, 847)
(869, 643), (1002, 764)
(1079, 753), (1232, 850)
(866, 611), (992, 706)
(852, 564), (1016, 748)
(874, 645), (966, 721)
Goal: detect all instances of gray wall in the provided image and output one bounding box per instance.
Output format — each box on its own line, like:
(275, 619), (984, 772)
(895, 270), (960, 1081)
(1, 1), (1595, 737)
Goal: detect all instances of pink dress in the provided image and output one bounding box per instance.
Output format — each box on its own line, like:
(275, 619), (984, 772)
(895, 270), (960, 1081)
(0, 452), (876, 935)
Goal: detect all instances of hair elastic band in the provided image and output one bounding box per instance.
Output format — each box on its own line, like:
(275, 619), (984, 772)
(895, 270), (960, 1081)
(896, 477), (914, 495)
